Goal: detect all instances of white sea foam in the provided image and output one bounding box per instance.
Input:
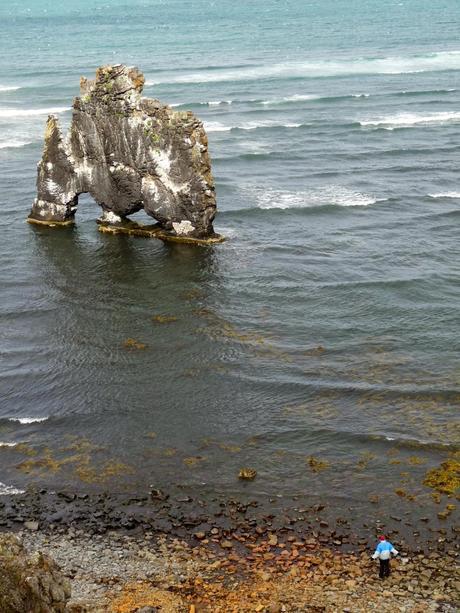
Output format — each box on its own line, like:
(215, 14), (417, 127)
(236, 140), (274, 155)
(169, 92), (372, 109)
(428, 191), (460, 199)
(170, 99), (234, 108)
(261, 92), (371, 105)
(205, 120), (303, 132)
(261, 94), (320, 105)
(204, 121), (232, 132)
(0, 482), (25, 495)
(360, 111), (460, 129)
(0, 442), (17, 447)
(238, 120), (302, 130)
(216, 226), (237, 238)
(0, 140), (32, 149)
(0, 106), (68, 118)
(9, 416), (49, 424)
(0, 86), (20, 92)
(148, 50), (460, 84)
(185, 88), (455, 108)
(252, 186), (384, 210)
(207, 99), (232, 106)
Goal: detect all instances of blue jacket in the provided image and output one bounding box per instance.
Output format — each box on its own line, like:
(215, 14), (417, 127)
(372, 540), (398, 560)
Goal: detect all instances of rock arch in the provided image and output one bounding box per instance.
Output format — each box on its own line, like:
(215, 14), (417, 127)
(28, 65), (221, 243)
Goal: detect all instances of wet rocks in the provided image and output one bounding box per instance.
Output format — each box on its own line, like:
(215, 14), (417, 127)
(29, 64), (219, 241)
(0, 533), (70, 612)
(0, 485), (457, 562)
(238, 467), (257, 480)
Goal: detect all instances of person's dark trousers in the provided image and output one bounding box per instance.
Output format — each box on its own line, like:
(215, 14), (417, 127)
(379, 559), (390, 578)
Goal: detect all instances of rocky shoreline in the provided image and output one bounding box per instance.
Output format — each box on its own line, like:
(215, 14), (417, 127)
(4, 525), (458, 612)
(0, 486), (458, 611)
(0, 485), (457, 551)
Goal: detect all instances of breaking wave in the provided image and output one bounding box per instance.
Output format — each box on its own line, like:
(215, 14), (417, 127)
(207, 100), (233, 106)
(0, 482), (25, 495)
(261, 94), (322, 105)
(360, 111), (460, 130)
(148, 50), (460, 84)
(428, 191), (460, 199)
(0, 106), (68, 118)
(161, 86), (459, 111)
(204, 121), (232, 132)
(205, 120), (303, 132)
(170, 99), (234, 108)
(0, 140), (32, 149)
(250, 186), (386, 209)
(397, 87), (457, 97)
(0, 86), (20, 92)
(8, 416), (49, 424)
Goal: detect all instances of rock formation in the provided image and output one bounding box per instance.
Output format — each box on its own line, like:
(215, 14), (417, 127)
(0, 533), (70, 612)
(28, 65), (221, 242)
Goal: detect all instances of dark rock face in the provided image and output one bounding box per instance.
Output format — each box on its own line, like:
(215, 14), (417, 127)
(29, 65), (217, 239)
(0, 533), (70, 612)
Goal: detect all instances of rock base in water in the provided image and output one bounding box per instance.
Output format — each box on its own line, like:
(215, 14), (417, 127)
(27, 217), (75, 228)
(97, 219), (225, 245)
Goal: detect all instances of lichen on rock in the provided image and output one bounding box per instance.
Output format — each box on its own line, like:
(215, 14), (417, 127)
(29, 64), (219, 241)
(0, 533), (70, 612)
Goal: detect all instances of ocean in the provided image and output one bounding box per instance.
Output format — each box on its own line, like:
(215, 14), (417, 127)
(0, 0), (459, 517)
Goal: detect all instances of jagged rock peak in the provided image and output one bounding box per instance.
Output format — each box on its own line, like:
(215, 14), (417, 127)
(28, 64), (219, 241)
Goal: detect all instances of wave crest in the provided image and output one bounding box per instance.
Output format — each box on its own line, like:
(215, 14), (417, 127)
(261, 94), (321, 105)
(205, 120), (303, 132)
(360, 111), (460, 130)
(0, 107), (68, 119)
(148, 50), (460, 85)
(151, 87), (458, 110)
(0, 482), (25, 495)
(428, 191), (460, 199)
(8, 416), (49, 424)
(246, 186), (385, 210)
(0, 140), (32, 150)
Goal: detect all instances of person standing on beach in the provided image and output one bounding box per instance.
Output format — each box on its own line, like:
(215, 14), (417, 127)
(372, 535), (398, 578)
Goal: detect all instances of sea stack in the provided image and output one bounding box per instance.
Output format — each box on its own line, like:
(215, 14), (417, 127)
(28, 64), (221, 242)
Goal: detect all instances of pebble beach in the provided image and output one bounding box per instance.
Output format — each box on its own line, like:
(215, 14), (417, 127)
(16, 526), (459, 612)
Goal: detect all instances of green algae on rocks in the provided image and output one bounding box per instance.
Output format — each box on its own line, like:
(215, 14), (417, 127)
(423, 455), (460, 498)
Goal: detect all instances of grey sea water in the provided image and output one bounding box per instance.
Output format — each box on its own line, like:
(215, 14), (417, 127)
(0, 0), (459, 509)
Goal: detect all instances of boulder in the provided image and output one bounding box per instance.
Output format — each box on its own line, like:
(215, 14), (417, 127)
(29, 65), (220, 242)
(24, 521), (39, 531)
(0, 533), (70, 612)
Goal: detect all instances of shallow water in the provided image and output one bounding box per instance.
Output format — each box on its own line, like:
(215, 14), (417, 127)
(0, 1), (459, 508)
